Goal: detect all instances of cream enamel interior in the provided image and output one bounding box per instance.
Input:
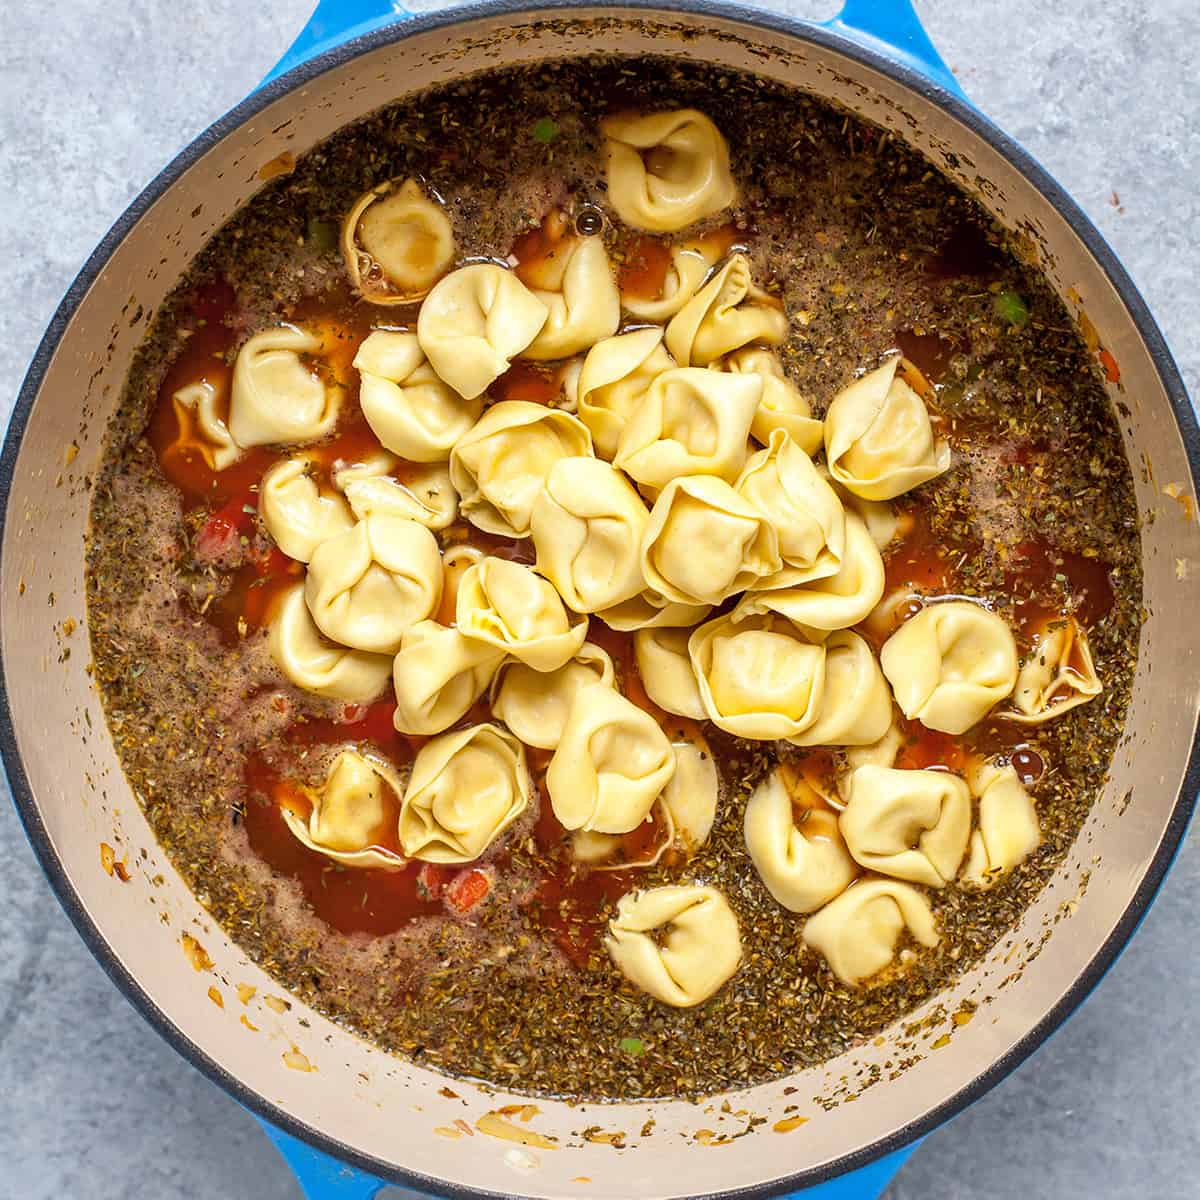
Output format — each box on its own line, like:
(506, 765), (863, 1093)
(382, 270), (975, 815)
(5, 9), (1199, 1197)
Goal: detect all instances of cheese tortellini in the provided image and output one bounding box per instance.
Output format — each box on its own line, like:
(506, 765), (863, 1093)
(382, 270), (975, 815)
(340, 461), (459, 531)
(577, 327), (675, 460)
(391, 620), (505, 736)
(601, 109), (736, 233)
(172, 379), (240, 470)
(416, 264), (548, 399)
(722, 348), (823, 455)
(399, 723), (531, 863)
(642, 475), (779, 607)
(524, 235), (621, 360)
(634, 626), (706, 719)
(689, 612), (825, 740)
(450, 401), (593, 537)
(736, 429), (844, 588)
(269, 585), (393, 702)
(961, 761), (1041, 887)
(735, 512), (885, 635)
(490, 642), (615, 750)
(281, 750), (407, 870)
(825, 358), (951, 501)
(341, 177), (455, 304)
(530, 457), (649, 613)
(259, 457), (353, 562)
(597, 587), (712, 632)
(546, 683), (675, 834)
(880, 600), (1019, 734)
(613, 367), (761, 490)
(456, 556), (588, 672)
(229, 325), (343, 448)
(305, 514), (442, 654)
(622, 239), (721, 321)
(803, 878), (939, 986)
(354, 331), (482, 462)
(789, 630), (893, 748)
(605, 885), (742, 1007)
(1005, 617), (1102, 724)
(744, 768), (858, 913)
(839, 765), (971, 887)
(661, 736), (720, 851)
(665, 254), (788, 367)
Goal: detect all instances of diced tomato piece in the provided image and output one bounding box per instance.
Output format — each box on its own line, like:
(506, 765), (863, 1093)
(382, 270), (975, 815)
(195, 492), (257, 566)
(195, 512), (241, 564)
(445, 868), (491, 914)
(1098, 348), (1121, 383)
(417, 863), (450, 902)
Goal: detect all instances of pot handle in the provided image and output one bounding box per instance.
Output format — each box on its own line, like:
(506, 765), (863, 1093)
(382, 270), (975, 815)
(823, 0), (968, 102)
(260, 1121), (387, 1198)
(261, 1113), (919, 1198)
(262, 0), (413, 87)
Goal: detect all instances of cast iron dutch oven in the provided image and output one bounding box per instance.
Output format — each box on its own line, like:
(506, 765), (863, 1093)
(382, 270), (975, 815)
(5, 2), (1199, 1197)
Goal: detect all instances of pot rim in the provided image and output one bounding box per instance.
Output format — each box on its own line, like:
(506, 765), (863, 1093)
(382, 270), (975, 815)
(4, 3), (1198, 1195)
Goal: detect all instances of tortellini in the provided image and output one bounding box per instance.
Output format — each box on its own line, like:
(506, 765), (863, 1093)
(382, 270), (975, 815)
(172, 379), (240, 470)
(229, 325), (342, 448)
(530, 456), (649, 613)
(577, 327), (675, 460)
(391, 620), (505, 736)
(688, 612), (825, 740)
(789, 630), (893, 748)
(416, 264), (548, 400)
(340, 461), (459, 531)
(259, 457), (353, 562)
(721, 348), (823, 456)
(613, 367), (761, 490)
(825, 358), (951, 501)
(605, 885), (742, 1007)
(634, 626), (706, 719)
(665, 254), (788, 367)
(399, 723), (531, 863)
(641, 476), (780, 607)
(597, 587), (712, 632)
(736, 429), (844, 588)
(961, 761), (1041, 887)
(449, 401), (593, 537)
(734, 512), (885, 635)
(341, 177), (455, 304)
(880, 600), (1018, 734)
(1005, 617), (1102, 724)
(456, 556), (588, 672)
(802, 879), (939, 987)
(281, 750), (406, 870)
(490, 642), (615, 751)
(546, 683), (675, 834)
(304, 515), (442, 654)
(571, 799), (674, 871)
(744, 768), (858, 913)
(823, 468), (899, 550)
(839, 765), (971, 887)
(601, 109), (737, 233)
(661, 736), (720, 851)
(523, 236), (621, 360)
(840, 720), (906, 799)
(354, 330), (482, 462)
(622, 240), (720, 322)
(269, 585), (393, 702)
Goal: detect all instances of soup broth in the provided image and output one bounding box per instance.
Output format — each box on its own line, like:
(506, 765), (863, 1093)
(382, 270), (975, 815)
(86, 57), (1140, 1100)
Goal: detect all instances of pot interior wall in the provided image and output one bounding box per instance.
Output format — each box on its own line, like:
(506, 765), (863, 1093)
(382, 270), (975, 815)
(5, 8), (1198, 1197)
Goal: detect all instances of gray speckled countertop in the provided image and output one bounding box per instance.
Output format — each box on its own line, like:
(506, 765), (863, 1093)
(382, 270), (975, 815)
(1, 2), (1197, 1197)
